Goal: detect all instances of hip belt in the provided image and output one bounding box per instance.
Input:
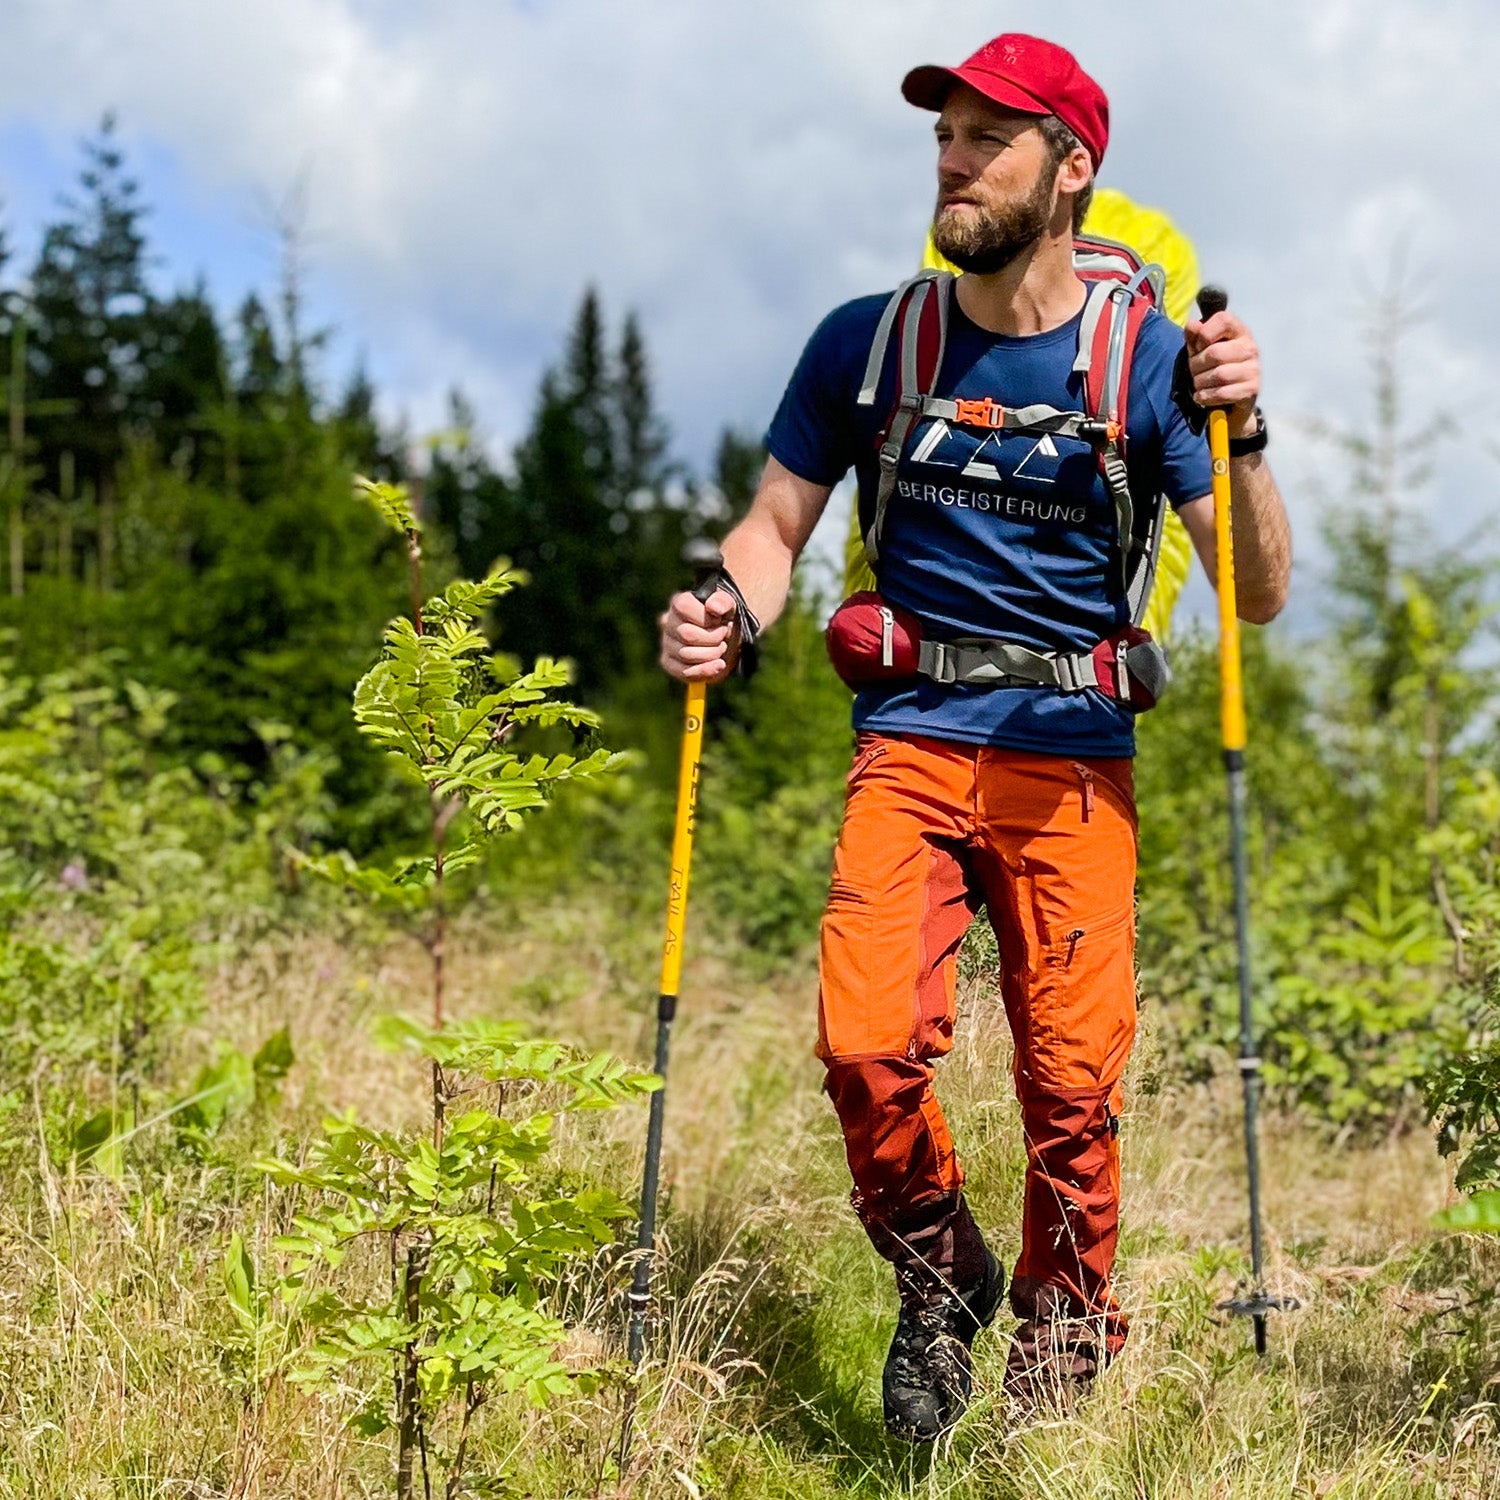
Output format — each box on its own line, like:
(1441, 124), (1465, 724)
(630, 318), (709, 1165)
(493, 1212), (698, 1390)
(825, 591), (1170, 713)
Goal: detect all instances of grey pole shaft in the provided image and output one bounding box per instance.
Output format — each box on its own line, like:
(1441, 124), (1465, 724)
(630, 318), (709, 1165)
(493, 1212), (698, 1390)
(625, 996), (675, 1365)
(1227, 748), (1269, 1355)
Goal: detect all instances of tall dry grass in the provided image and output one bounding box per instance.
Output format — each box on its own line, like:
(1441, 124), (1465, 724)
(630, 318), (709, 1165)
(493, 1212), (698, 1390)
(0, 898), (1496, 1498)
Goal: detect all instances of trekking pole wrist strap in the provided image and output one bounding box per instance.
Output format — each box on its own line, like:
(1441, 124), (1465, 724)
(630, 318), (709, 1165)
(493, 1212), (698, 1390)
(704, 565), (761, 679)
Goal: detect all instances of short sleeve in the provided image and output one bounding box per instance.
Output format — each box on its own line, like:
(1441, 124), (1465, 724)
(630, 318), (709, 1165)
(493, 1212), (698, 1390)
(764, 296), (885, 489)
(1133, 311), (1213, 509)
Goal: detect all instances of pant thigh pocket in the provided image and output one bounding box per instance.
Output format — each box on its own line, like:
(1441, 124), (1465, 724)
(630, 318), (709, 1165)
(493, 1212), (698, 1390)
(818, 880), (918, 1059)
(1022, 906), (1136, 1092)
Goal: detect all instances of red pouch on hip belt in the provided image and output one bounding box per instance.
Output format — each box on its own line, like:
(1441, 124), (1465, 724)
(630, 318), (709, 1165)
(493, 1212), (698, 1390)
(1089, 625), (1168, 711)
(825, 591), (924, 687)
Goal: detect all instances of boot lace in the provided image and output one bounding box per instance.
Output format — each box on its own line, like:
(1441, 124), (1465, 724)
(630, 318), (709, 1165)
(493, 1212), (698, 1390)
(888, 1276), (969, 1392)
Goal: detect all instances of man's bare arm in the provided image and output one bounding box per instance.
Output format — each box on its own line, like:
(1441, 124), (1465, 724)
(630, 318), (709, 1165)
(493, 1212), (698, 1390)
(659, 456), (834, 682)
(1177, 305), (1292, 623)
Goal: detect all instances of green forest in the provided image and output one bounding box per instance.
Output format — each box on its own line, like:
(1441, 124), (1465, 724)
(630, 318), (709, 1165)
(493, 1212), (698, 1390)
(3, 121), (1500, 1498)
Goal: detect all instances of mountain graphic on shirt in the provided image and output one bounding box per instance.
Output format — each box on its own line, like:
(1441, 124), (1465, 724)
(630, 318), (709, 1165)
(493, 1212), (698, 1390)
(908, 419), (1084, 487)
(908, 419), (1010, 480)
(1013, 433), (1061, 484)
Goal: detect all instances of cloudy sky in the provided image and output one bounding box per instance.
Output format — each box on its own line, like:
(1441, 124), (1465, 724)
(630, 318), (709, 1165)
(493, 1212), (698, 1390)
(0, 0), (1495, 612)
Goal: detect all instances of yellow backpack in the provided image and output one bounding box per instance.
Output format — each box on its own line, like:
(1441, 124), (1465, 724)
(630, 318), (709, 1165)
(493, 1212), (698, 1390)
(842, 187), (1200, 644)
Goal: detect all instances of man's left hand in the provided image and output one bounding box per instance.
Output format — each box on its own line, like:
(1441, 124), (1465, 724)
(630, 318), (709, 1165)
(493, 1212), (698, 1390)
(1183, 309), (1262, 437)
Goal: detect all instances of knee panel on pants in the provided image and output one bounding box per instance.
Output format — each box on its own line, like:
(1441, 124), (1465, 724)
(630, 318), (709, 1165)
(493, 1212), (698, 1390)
(823, 1056), (963, 1220)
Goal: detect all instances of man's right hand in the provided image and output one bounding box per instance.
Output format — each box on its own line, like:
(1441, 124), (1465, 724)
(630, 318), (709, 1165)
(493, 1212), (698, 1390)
(659, 587), (741, 682)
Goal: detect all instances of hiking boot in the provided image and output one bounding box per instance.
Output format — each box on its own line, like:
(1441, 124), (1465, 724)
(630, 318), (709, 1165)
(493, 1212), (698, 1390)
(867, 1195), (1005, 1443)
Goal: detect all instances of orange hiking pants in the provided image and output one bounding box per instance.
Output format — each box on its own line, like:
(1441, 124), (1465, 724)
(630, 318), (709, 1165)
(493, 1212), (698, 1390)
(818, 733), (1138, 1354)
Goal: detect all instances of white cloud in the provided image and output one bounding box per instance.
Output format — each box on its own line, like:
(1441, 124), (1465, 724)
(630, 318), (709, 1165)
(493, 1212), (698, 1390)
(0, 0), (1496, 598)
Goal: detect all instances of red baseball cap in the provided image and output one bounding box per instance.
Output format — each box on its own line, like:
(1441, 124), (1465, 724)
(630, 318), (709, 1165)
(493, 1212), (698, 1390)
(902, 33), (1109, 170)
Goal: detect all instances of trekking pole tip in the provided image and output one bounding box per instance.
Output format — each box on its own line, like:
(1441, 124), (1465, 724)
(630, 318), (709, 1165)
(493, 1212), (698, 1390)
(1197, 285), (1229, 319)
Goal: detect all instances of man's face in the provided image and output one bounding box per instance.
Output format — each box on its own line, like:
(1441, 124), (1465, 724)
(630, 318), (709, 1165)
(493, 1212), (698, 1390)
(930, 86), (1060, 275)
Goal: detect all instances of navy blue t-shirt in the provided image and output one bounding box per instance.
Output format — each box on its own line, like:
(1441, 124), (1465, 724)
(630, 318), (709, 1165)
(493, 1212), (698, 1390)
(766, 288), (1212, 758)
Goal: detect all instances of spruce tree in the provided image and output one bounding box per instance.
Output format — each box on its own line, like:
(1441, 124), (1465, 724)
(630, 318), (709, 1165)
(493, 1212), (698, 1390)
(713, 429), (766, 520)
(494, 291), (700, 699)
(616, 312), (669, 500)
(27, 115), (153, 509)
(337, 362), (399, 477)
(426, 389), (514, 582)
(232, 293), (290, 502)
(564, 286), (614, 499)
(138, 281), (227, 479)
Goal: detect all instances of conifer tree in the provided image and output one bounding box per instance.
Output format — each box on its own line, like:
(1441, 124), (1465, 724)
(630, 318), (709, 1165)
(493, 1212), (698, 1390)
(426, 390), (511, 582)
(337, 362), (398, 477)
(564, 285), (614, 497)
(713, 429), (765, 520)
(236, 293), (284, 410)
(27, 114), (153, 516)
(139, 281), (226, 478)
(616, 312), (669, 499)
(491, 292), (702, 697)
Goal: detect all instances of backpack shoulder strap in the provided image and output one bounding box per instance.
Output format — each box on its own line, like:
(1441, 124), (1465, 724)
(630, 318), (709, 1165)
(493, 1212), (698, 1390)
(857, 270), (940, 406)
(1077, 256), (1169, 624)
(858, 270), (953, 565)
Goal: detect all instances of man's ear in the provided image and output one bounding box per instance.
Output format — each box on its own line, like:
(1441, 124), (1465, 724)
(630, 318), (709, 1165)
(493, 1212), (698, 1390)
(1057, 149), (1093, 198)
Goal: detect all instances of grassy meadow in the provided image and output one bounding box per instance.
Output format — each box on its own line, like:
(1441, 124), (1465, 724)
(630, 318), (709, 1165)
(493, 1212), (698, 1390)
(2, 120), (1497, 1500)
(3, 889), (1496, 1500)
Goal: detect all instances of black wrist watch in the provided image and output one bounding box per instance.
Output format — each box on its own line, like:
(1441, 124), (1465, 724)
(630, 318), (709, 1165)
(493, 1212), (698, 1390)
(1228, 407), (1269, 457)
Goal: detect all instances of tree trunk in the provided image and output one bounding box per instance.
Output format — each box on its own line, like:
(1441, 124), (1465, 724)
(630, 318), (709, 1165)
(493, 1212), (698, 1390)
(7, 495), (21, 599)
(1425, 663), (1467, 973)
(57, 453), (75, 581)
(395, 1242), (425, 1500)
(98, 467), (116, 593)
(432, 835), (446, 1152)
(8, 317), (25, 599)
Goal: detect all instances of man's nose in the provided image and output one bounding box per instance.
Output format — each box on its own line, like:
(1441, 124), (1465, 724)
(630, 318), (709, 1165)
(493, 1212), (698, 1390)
(937, 140), (975, 187)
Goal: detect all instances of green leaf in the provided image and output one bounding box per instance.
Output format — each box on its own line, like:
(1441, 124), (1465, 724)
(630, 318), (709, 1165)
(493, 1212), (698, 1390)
(354, 475), (418, 535)
(253, 1028), (295, 1084)
(349, 1404), (392, 1437)
(72, 1108), (117, 1163)
(1432, 1190), (1500, 1233)
(223, 1233), (258, 1330)
(190, 1047), (256, 1134)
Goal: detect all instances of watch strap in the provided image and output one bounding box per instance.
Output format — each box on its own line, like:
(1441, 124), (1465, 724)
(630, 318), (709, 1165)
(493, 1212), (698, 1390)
(1228, 407), (1269, 456)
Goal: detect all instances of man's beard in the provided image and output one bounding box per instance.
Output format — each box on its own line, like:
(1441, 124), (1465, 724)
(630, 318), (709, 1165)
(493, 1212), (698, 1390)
(931, 163), (1057, 275)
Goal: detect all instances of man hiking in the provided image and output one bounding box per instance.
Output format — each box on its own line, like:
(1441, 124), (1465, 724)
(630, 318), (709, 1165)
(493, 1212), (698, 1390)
(660, 32), (1290, 1440)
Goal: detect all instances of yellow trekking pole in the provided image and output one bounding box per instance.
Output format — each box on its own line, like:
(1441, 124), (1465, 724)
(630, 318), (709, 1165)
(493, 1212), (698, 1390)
(1197, 287), (1295, 1356)
(619, 540), (723, 1468)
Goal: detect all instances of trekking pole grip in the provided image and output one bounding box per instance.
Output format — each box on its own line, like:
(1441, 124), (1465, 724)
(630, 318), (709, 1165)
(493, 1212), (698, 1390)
(685, 538), (725, 604)
(1197, 285), (1229, 322)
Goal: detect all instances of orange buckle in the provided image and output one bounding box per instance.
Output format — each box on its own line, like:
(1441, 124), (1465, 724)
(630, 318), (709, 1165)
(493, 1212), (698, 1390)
(954, 397), (1006, 430)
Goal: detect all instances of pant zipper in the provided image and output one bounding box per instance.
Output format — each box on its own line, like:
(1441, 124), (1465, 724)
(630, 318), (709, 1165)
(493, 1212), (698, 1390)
(1071, 762), (1096, 822)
